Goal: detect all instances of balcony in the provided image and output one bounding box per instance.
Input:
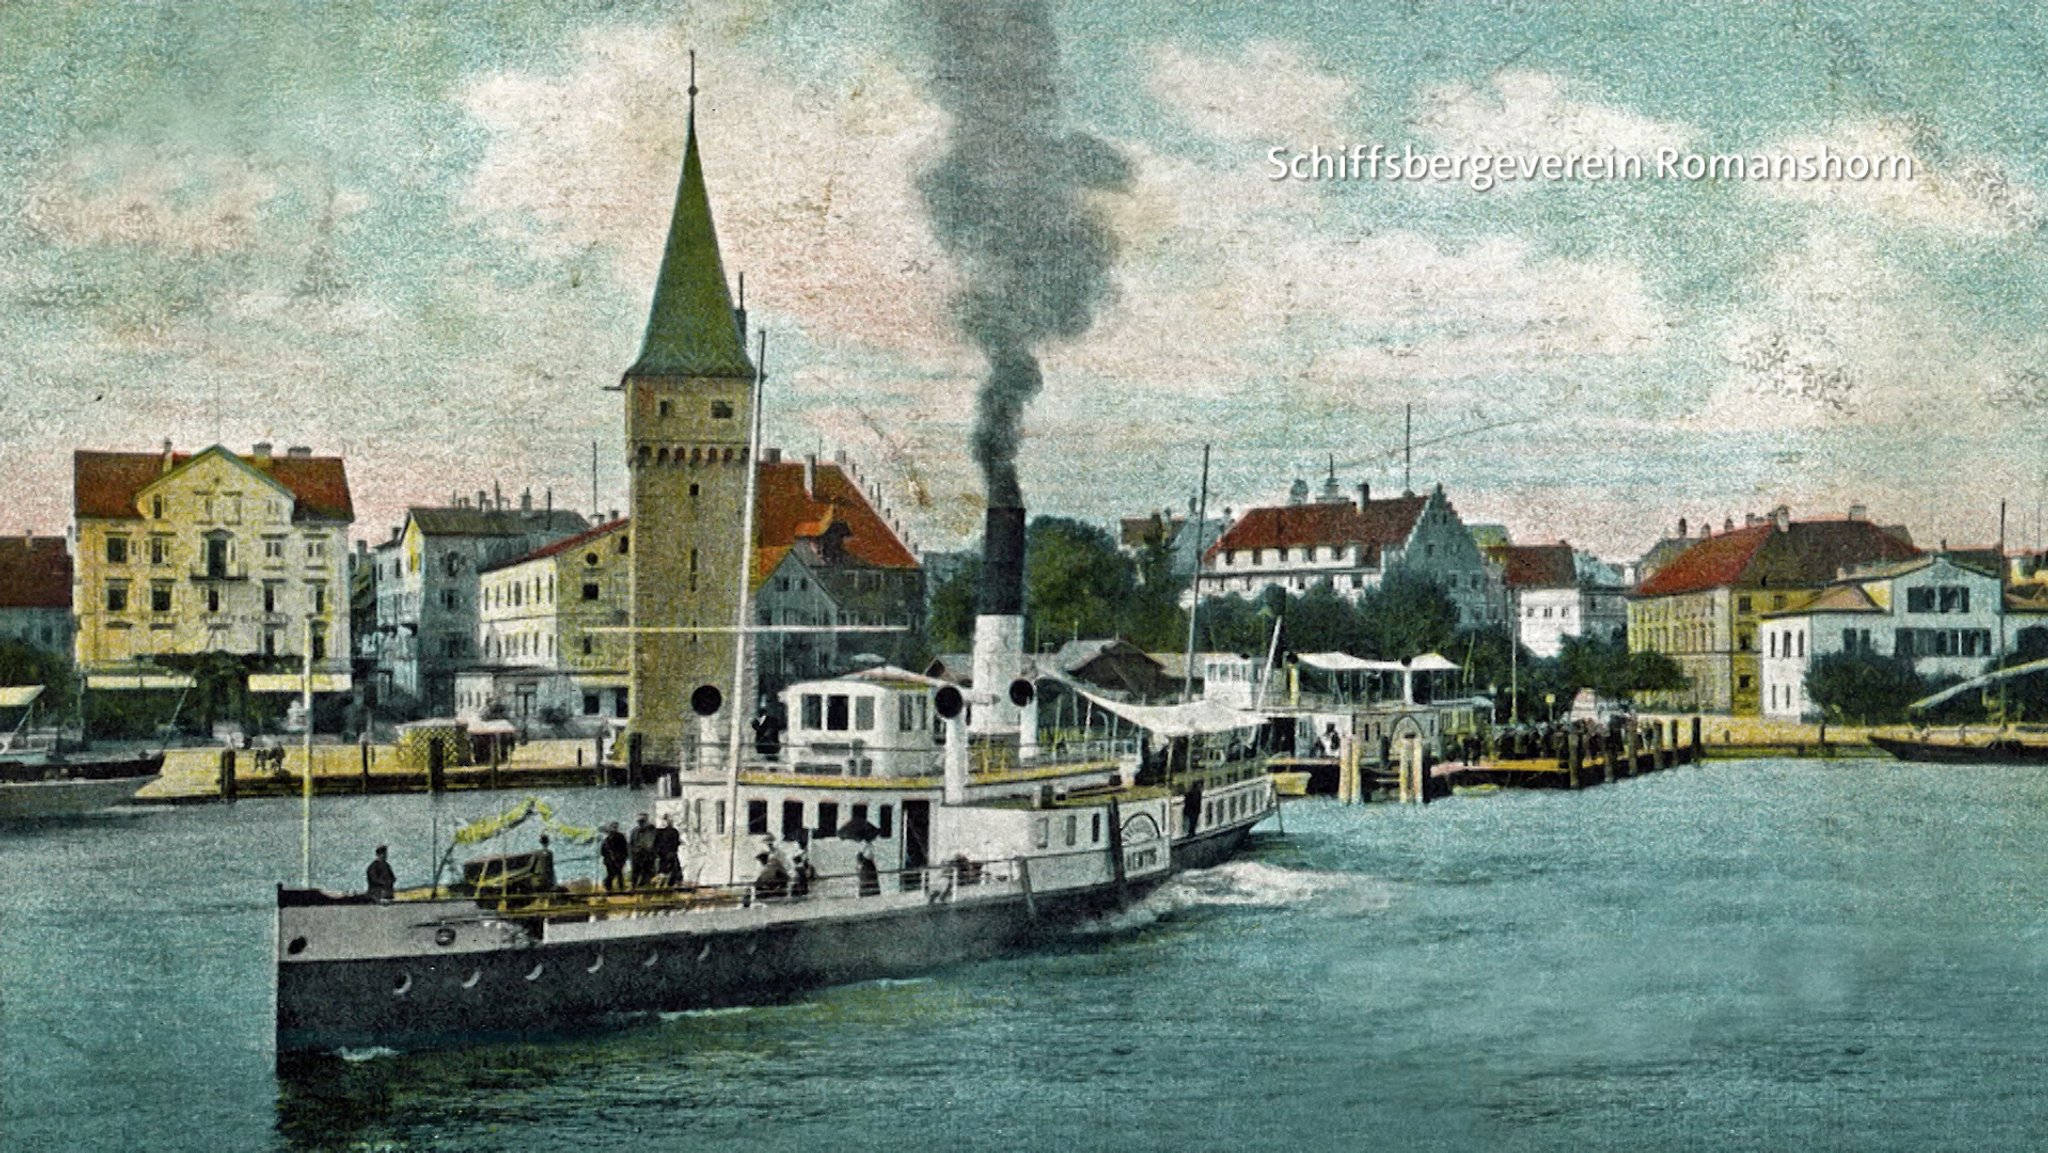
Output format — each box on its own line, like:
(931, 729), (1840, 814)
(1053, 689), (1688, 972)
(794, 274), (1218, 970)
(189, 565), (248, 582)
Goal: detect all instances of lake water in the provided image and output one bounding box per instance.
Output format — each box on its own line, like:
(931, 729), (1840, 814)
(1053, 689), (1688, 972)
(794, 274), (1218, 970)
(5, 758), (2047, 1151)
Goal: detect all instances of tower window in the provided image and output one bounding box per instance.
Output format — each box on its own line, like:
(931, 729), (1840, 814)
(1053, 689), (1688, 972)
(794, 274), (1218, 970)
(657, 400), (672, 418)
(710, 401), (733, 419)
(688, 484), (700, 499)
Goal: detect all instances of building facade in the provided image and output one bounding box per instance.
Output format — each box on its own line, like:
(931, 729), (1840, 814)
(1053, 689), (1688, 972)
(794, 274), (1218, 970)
(1489, 542), (1628, 658)
(0, 534), (73, 656)
(624, 101), (757, 764)
(751, 452), (923, 698)
(455, 518), (632, 731)
(1628, 508), (1919, 715)
(1759, 555), (2008, 720)
(1198, 480), (1501, 628)
(369, 497), (588, 717)
(72, 443), (353, 679)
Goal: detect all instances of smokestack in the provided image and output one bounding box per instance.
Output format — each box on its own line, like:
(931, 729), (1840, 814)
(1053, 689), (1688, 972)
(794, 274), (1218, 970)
(972, 505), (1028, 737)
(803, 453), (817, 500)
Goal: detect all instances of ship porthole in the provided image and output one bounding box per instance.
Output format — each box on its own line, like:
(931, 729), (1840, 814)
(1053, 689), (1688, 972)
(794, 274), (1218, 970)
(586, 953), (604, 974)
(286, 936), (308, 956)
(461, 969), (481, 989)
(696, 943), (712, 963)
(525, 963), (545, 982)
(392, 973), (412, 997)
(434, 926), (458, 947)
(643, 950), (659, 968)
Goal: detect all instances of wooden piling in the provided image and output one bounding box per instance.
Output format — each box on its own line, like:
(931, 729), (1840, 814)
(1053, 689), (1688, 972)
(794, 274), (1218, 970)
(1567, 731), (1583, 790)
(360, 739), (372, 794)
(219, 749), (237, 802)
(1690, 716), (1702, 763)
(427, 739), (445, 794)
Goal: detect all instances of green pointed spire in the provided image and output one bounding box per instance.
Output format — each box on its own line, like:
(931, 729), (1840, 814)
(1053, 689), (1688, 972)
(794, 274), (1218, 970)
(626, 93), (754, 380)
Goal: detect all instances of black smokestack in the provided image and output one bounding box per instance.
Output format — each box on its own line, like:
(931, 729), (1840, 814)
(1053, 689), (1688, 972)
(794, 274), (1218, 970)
(979, 506), (1026, 615)
(916, 0), (1129, 510)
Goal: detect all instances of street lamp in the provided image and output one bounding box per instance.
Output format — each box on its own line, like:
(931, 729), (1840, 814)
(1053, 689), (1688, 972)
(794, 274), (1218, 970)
(1544, 691), (1556, 723)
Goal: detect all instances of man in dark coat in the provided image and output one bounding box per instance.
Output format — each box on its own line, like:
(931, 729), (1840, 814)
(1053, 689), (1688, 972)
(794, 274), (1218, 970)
(600, 822), (629, 893)
(753, 851), (789, 902)
(653, 815), (683, 888)
(366, 845), (396, 901)
(628, 813), (657, 889)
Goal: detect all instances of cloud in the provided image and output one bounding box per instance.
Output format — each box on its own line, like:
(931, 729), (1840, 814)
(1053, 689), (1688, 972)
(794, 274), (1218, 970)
(1145, 41), (1354, 143)
(1412, 70), (1691, 161)
(1754, 119), (2042, 235)
(22, 139), (282, 257)
(459, 24), (962, 360)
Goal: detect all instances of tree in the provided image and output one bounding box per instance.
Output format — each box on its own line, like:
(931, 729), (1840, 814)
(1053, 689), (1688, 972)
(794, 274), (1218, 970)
(1024, 516), (1137, 647)
(0, 639), (76, 721)
(1806, 651), (1928, 725)
(1359, 570), (1460, 660)
(925, 556), (980, 656)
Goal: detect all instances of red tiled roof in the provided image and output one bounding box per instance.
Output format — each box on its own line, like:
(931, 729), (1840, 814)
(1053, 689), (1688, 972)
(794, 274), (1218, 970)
(1486, 543), (1578, 590)
(0, 537), (71, 609)
(485, 519), (629, 572)
(753, 460), (918, 584)
(1635, 520), (1920, 597)
(1205, 496), (1426, 565)
(74, 448), (354, 524)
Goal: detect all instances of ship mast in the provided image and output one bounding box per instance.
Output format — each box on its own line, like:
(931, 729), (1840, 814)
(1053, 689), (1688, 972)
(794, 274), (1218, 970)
(724, 327), (767, 883)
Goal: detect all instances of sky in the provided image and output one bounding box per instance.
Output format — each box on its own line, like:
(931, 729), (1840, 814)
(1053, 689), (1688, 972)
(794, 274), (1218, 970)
(5, 0), (2048, 560)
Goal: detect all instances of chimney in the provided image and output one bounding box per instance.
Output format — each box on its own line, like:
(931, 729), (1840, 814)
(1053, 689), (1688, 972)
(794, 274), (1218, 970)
(520, 487), (533, 514)
(834, 449), (849, 466)
(476, 489), (488, 510)
(608, 508), (619, 523)
(1724, 516), (1735, 532)
(1848, 503), (1867, 522)
(160, 438), (174, 473)
(285, 445), (311, 458)
(803, 453), (817, 500)
(1358, 482), (1371, 511)
(1677, 517), (1688, 538)
(1772, 505), (1791, 532)
(763, 447), (782, 464)
(495, 481), (505, 510)
(252, 442), (273, 458)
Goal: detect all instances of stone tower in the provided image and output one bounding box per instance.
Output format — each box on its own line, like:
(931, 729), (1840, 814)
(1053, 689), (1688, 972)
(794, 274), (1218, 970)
(623, 86), (755, 765)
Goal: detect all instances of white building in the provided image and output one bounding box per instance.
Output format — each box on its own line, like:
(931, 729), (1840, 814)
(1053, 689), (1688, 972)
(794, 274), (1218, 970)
(1487, 542), (1628, 658)
(1759, 555), (2008, 720)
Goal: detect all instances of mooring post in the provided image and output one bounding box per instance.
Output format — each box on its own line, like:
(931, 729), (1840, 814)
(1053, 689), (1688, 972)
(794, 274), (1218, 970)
(219, 748), (237, 803)
(1567, 730), (1583, 790)
(1419, 746), (1434, 805)
(1691, 715), (1703, 763)
(360, 737), (372, 794)
(427, 738), (445, 794)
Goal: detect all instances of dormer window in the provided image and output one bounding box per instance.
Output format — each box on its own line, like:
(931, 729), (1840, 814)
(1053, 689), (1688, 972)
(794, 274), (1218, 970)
(150, 496), (165, 519)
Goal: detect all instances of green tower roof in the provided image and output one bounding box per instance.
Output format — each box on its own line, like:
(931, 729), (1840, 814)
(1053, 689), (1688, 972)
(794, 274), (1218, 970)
(625, 109), (755, 380)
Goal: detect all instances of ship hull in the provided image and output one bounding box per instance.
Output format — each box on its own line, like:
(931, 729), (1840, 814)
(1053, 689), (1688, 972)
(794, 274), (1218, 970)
(0, 753), (162, 820)
(1868, 734), (2048, 764)
(277, 878), (1151, 1054)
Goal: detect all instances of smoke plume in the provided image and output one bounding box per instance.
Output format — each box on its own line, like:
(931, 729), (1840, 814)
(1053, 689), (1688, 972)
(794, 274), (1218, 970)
(916, 0), (1130, 508)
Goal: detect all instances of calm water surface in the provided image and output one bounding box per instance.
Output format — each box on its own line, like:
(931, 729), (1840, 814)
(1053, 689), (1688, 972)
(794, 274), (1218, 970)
(5, 759), (2048, 1151)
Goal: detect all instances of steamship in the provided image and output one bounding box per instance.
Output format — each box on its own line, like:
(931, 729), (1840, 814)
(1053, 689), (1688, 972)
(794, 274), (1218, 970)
(274, 594), (1275, 1053)
(274, 512), (1276, 1054)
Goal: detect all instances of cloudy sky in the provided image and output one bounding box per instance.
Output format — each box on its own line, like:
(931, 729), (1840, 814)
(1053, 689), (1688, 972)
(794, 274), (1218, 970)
(5, 0), (2047, 558)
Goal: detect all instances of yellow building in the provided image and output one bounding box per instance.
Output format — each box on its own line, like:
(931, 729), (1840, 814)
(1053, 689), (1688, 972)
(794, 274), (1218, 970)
(72, 442), (354, 679)
(456, 518), (632, 730)
(1628, 510), (1916, 714)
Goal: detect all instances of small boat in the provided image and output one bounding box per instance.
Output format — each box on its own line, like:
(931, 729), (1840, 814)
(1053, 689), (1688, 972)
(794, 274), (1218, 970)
(0, 686), (163, 820)
(1868, 730), (2048, 765)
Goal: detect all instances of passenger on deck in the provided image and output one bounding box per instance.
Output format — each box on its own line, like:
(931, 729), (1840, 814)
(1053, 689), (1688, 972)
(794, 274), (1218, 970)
(628, 814), (657, 889)
(654, 815), (683, 888)
(366, 845), (396, 902)
(535, 834), (557, 891)
(753, 851), (790, 902)
(600, 822), (628, 893)
(856, 846), (881, 897)
(789, 850), (814, 900)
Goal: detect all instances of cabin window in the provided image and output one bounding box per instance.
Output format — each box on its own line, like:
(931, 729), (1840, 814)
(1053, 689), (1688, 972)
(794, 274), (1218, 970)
(1092, 813), (1101, 843)
(816, 802), (838, 838)
(781, 800), (804, 841)
(878, 805), (893, 838)
(854, 697), (875, 731)
(1064, 815), (1077, 847)
(801, 694), (822, 729)
(826, 695), (850, 731)
(747, 800), (768, 836)
(714, 800), (725, 835)
(899, 696), (916, 732)
(852, 803), (868, 828)
(1033, 818), (1049, 849)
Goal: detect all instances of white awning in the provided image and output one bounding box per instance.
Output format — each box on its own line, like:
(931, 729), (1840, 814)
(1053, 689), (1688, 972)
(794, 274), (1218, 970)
(1408, 653), (1461, 673)
(1071, 690), (1265, 738)
(248, 672), (353, 694)
(468, 719), (518, 735)
(1296, 652), (1406, 673)
(86, 674), (196, 690)
(0, 686), (45, 709)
